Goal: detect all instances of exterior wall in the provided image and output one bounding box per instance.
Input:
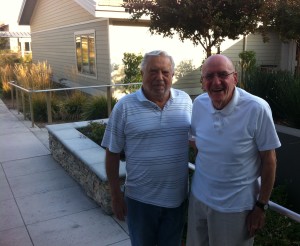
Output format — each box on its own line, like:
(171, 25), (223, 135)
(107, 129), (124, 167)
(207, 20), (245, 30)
(280, 41), (297, 73)
(221, 32), (282, 69)
(30, 0), (96, 32)
(29, 0), (111, 95)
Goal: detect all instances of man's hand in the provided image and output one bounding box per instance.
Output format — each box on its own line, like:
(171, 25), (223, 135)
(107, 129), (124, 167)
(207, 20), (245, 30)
(246, 207), (266, 237)
(112, 193), (127, 221)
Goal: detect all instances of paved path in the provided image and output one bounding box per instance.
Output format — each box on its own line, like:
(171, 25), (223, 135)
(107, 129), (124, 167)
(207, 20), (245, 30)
(0, 99), (130, 246)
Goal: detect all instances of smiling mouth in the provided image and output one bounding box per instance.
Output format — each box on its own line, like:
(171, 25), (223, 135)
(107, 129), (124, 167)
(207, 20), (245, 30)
(212, 88), (224, 93)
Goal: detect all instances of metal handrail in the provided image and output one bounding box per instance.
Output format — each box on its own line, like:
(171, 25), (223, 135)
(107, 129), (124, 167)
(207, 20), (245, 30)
(188, 163), (300, 223)
(8, 81), (142, 127)
(7, 81), (300, 223)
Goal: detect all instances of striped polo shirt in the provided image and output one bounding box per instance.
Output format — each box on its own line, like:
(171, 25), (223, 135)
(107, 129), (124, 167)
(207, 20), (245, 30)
(101, 88), (192, 208)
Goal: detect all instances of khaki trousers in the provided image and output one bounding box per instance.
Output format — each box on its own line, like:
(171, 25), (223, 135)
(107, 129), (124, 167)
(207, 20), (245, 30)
(186, 193), (254, 246)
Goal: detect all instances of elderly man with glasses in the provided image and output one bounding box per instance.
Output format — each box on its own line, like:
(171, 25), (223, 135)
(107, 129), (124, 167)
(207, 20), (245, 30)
(187, 54), (281, 246)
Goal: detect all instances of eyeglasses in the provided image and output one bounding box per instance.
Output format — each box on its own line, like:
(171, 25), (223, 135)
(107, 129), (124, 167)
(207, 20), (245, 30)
(202, 71), (235, 81)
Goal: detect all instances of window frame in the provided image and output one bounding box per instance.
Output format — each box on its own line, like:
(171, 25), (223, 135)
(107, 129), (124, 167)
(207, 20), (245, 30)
(74, 29), (97, 78)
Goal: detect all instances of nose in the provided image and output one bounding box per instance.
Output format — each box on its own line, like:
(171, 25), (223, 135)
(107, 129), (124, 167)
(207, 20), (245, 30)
(211, 74), (222, 84)
(157, 70), (164, 80)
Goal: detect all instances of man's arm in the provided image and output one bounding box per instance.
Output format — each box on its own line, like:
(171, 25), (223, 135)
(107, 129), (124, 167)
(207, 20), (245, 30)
(258, 149), (277, 203)
(247, 149), (277, 237)
(105, 148), (127, 221)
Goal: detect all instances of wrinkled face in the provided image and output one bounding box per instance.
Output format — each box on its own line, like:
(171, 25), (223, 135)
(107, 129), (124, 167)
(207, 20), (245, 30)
(202, 55), (238, 110)
(141, 55), (173, 103)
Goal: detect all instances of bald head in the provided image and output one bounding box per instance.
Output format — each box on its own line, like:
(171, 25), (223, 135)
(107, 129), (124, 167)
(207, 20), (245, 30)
(201, 54), (238, 110)
(202, 54), (235, 74)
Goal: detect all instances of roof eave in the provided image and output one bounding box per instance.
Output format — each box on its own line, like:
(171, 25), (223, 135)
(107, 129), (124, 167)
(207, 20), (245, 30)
(18, 0), (37, 25)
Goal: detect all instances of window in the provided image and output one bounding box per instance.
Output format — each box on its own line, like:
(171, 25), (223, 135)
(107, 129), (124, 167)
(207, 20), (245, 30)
(24, 42), (31, 52)
(75, 30), (96, 76)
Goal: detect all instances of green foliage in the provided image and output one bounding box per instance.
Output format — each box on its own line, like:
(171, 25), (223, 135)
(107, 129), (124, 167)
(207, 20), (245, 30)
(239, 50), (257, 88)
(239, 51), (257, 71)
(124, 0), (263, 57)
(78, 121), (107, 147)
(30, 94), (60, 122)
(122, 52), (143, 93)
(254, 185), (300, 246)
(59, 92), (88, 121)
(242, 69), (300, 128)
(82, 96), (117, 120)
(259, 0), (300, 42)
(0, 38), (9, 50)
(78, 121), (126, 161)
(175, 60), (196, 80)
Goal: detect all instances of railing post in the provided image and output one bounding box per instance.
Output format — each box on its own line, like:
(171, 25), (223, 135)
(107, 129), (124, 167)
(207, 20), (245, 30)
(46, 91), (52, 124)
(16, 88), (20, 114)
(21, 91), (26, 120)
(28, 92), (35, 128)
(10, 83), (14, 108)
(107, 85), (112, 116)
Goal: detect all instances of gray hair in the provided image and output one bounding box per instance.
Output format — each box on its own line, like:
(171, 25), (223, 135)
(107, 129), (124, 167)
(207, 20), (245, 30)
(140, 50), (175, 73)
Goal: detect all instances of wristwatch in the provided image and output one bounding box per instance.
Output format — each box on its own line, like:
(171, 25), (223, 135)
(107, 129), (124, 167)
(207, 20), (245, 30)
(255, 200), (269, 211)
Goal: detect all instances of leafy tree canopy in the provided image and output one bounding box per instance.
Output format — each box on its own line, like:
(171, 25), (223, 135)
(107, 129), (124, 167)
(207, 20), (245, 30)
(259, 0), (300, 42)
(124, 0), (263, 57)
(122, 52), (143, 93)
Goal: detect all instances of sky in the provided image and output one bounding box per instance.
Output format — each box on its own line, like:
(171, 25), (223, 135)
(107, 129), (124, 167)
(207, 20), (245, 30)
(0, 0), (24, 24)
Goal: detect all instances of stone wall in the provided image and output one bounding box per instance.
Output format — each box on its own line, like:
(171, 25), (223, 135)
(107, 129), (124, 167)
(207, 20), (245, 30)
(46, 121), (126, 215)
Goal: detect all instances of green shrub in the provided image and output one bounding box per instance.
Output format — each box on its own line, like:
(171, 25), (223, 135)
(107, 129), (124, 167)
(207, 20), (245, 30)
(242, 69), (300, 128)
(77, 121), (126, 161)
(239, 51), (257, 71)
(276, 76), (300, 128)
(254, 185), (300, 245)
(25, 94), (60, 122)
(82, 96), (117, 120)
(78, 121), (107, 146)
(59, 92), (88, 121)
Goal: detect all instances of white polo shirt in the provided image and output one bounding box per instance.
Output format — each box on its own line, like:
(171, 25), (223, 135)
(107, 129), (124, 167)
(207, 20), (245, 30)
(191, 87), (281, 212)
(102, 88), (192, 208)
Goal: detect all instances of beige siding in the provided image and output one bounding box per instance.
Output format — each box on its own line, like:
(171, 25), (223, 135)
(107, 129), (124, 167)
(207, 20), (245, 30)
(221, 32), (282, 68)
(31, 19), (111, 93)
(29, 0), (111, 95)
(30, 0), (96, 32)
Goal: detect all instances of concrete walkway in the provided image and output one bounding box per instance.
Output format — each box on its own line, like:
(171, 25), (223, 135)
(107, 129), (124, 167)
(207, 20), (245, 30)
(0, 99), (130, 246)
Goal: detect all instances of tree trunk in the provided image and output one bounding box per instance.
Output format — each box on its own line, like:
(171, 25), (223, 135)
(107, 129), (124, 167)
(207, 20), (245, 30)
(206, 47), (212, 58)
